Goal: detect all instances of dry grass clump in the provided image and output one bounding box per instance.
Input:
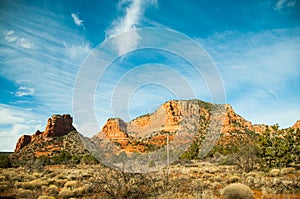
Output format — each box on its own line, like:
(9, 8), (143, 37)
(64, 180), (79, 189)
(37, 196), (56, 199)
(269, 168), (280, 177)
(226, 175), (241, 184)
(58, 187), (74, 198)
(53, 179), (67, 187)
(0, 182), (9, 192)
(73, 184), (93, 197)
(16, 188), (34, 198)
(16, 179), (48, 190)
(44, 184), (59, 197)
(245, 176), (255, 185)
(222, 183), (254, 199)
(281, 167), (296, 175)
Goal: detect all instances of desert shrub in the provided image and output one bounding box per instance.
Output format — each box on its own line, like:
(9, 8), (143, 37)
(256, 126), (300, 169)
(70, 155), (81, 164)
(16, 188), (34, 198)
(269, 168), (280, 177)
(46, 184), (59, 196)
(226, 175), (241, 184)
(222, 183), (254, 199)
(37, 196), (56, 199)
(52, 150), (72, 164)
(180, 142), (199, 160)
(90, 167), (156, 198)
(231, 143), (260, 172)
(15, 179), (48, 190)
(281, 167), (296, 175)
(245, 176), (255, 185)
(73, 184), (93, 197)
(58, 187), (74, 198)
(30, 179), (48, 188)
(36, 155), (50, 166)
(64, 180), (79, 190)
(0, 154), (12, 168)
(0, 182), (9, 192)
(80, 155), (98, 165)
(53, 179), (67, 188)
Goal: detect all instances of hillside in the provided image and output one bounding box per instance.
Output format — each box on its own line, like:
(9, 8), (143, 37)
(10, 114), (93, 166)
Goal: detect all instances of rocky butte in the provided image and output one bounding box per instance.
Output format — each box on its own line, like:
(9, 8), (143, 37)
(15, 114), (75, 152)
(94, 100), (269, 155)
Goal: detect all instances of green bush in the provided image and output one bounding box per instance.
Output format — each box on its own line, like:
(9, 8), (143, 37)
(52, 150), (72, 164)
(180, 141), (199, 160)
(80, 155), (98, 165)
(257, 126), (300, 169)
(222, 183), (254, 199)
(0, 154), (12, 168)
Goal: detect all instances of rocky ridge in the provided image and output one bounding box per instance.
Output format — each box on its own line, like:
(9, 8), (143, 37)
(95, 100), (267, 152)
(12, 99), (299, 163)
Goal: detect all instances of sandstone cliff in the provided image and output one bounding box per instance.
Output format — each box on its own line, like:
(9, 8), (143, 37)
(95, 100), (267, 154)
(14, 114), (75, 153)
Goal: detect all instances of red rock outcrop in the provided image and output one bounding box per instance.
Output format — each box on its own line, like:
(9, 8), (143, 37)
(95, 100), (270, 153)
(292, 120), (300, 129)
(14, 114), (75, 152)
(14, 135), (32, 153)
(44, 114), (74, 137)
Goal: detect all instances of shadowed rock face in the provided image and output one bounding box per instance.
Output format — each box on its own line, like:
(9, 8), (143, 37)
(14, 114), (75, 152)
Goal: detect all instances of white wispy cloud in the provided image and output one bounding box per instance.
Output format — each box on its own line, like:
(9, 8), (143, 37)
(0, 1), (94, 150)
(275, 0), (297, 10)
(63, 41), (91, 62)
(15, 86), (35, 97)
(198, 28), (300, 127)
(106, 0), (157, 55)
(71, 13), (85, 28)
(4, 30), (36, 49)
(0, 104), (44, 151)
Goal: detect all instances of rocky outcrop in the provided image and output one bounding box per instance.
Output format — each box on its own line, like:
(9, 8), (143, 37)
(101, 118), (127, 139)
(14, 135), (31, 153)
(44, 114), (75, 137)
(14, 114), (75, 152)
(95, 100), (271, 154)
(292, 120), (300, 129)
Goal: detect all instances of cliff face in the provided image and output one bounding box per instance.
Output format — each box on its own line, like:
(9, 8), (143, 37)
(95, 100), (267, 153)
(14, 114), (75, 153)
(14, 135), (32, 153)
(44, 114), (74, 137)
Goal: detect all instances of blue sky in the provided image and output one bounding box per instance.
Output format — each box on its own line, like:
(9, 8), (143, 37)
(1, 0), (300, 151)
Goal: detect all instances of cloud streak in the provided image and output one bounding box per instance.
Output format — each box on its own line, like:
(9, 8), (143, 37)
(199, 28), (300, 127)
(275, 0), (297, 10)
(71, 13), (85, 29)
(4, 30), (36, 49)
(15, 86), (35, 97)
(0, 104), (44, 151)
(106, 0), (157, 55)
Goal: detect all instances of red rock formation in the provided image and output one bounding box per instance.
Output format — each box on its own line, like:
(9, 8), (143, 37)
(292, 120), (300, 129)
(97, 118), (129, 147)
(43, 114), (74, 137)
(14, 135), (31, 153)
(14, 114), (75, 152)
(96, 100), (269, 153)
